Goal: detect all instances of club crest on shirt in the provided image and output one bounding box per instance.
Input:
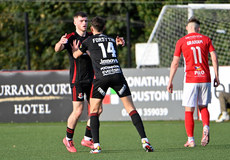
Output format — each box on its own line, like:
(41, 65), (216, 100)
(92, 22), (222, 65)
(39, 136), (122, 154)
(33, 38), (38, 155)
(78, 93), (84, 99)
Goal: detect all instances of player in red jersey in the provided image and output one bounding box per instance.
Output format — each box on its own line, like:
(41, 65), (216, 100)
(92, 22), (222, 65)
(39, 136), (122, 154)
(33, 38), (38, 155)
(167, 17), (220, 147)
(54, 12), (102, 152)
(72, 16), (154, 154)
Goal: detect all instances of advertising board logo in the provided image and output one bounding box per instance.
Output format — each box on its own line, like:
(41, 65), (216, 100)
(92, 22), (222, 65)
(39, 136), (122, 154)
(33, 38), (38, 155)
(102, 88), (119, 105)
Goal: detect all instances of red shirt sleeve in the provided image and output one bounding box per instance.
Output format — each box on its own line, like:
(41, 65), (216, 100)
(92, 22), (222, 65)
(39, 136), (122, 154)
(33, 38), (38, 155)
(174, 39), (182, 57)
(208, 38), (215, 53)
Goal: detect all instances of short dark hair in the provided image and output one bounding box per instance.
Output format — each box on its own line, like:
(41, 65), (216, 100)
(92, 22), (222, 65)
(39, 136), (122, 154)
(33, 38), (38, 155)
(91, 16), (106, 32)
(187, 17), (200, 25)
(74, 11), (87, 18)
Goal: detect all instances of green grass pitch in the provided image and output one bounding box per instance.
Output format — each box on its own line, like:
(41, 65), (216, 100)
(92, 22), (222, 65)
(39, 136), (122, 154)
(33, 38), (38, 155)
(0, 121), (229, 160)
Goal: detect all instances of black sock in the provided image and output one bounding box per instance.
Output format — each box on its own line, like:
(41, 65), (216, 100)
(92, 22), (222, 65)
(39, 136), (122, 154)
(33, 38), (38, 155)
(90, 113), (100, 143)
(129, 110), (146, 138)
(85, 126), (92, 138)
(66, 127), (74, 140)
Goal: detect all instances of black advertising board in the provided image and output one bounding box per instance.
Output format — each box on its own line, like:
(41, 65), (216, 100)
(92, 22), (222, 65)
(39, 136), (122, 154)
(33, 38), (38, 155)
(0, 70), (88, 123)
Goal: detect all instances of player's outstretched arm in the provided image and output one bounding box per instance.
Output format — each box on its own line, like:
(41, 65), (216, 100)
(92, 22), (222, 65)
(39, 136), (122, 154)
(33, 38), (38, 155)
(54, 33), (67, 52)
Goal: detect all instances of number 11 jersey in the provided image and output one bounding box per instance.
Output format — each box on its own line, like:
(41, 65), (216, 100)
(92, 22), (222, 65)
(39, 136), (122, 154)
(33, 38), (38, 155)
(174, 32), (215, 83)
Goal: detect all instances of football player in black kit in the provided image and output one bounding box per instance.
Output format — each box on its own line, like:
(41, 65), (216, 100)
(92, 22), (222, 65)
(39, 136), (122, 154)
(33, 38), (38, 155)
(72, 16), (154, 154)
(54, 12), (102, 153)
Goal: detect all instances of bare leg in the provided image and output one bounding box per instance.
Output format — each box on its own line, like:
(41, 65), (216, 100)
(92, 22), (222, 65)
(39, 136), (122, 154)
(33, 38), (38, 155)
(67, 101), (84, 129)
(120, 95), (136, 113)
(63, 101), (83, 152)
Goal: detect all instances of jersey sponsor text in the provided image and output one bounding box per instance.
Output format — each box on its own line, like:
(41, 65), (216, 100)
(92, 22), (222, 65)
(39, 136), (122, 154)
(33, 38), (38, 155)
(100, 59), (119, 65)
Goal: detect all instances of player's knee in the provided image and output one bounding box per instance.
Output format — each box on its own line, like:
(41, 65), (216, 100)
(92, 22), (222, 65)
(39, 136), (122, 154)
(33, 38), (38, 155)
(98, 110), (102, 115)
(91, 109), (99, 114)
(124, 105), (136, 114)
(72, 109), (83, 118)
(98, 106), (103, 115)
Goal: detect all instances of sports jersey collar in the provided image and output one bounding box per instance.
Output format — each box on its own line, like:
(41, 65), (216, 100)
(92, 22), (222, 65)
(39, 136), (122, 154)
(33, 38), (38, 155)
(75, 31), (88, 38)
(187, 32), (200, 36)
(94, 33), (104, 36)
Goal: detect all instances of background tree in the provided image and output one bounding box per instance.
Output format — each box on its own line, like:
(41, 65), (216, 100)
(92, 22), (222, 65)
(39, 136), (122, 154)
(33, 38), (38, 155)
(0, 0), (229, 70)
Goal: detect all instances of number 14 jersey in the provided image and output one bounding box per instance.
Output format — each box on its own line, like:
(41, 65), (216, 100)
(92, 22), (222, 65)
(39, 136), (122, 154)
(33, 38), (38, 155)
(80, 34), (122, 79)
(174, 32), (215, 83)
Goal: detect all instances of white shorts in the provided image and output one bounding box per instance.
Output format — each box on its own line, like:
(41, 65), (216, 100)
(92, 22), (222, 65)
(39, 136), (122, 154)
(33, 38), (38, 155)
(182, 83), (211, 107)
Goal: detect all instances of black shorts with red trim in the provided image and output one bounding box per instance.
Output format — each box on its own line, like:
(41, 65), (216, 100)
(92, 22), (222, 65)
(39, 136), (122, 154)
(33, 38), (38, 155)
(71, 82), (92, 102)
(90, 74), (131, 99)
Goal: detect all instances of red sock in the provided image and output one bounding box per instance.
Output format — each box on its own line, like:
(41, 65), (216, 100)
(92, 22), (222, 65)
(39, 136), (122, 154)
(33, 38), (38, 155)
(200, 107), (210, 127)
(185, 111), (194, 137)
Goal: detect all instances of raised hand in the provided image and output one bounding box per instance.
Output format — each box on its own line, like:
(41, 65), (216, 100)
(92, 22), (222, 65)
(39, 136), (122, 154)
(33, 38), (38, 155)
(60, 33), (68, 44)
(71, 39), (80, 53)
(116, 36), (125, 46)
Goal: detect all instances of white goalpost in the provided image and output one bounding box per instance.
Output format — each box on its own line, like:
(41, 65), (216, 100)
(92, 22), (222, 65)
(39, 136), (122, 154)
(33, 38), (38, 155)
(136, 4), (230, 68)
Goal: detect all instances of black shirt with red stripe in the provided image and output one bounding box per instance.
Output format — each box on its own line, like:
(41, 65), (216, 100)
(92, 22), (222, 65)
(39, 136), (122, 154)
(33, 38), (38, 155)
(64, 32), (94, 85)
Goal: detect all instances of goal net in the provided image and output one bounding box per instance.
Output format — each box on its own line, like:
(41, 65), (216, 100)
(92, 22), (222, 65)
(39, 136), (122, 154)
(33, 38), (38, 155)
(138, 4), (230, 68)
